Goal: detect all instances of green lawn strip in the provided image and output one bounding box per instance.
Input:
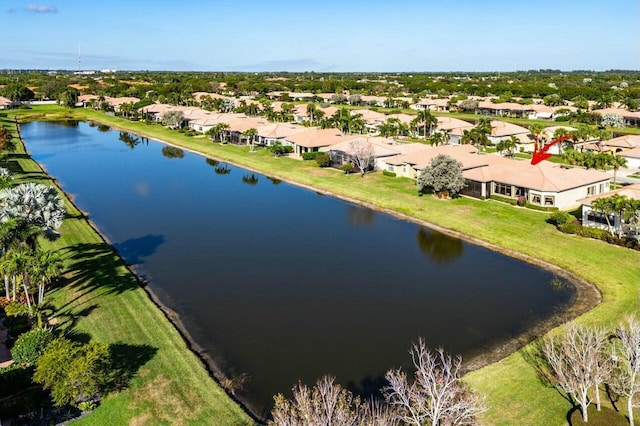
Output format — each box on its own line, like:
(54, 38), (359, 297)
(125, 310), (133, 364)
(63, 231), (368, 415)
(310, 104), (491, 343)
(1, 111), (253, 426)
(11, 106), (640, 425)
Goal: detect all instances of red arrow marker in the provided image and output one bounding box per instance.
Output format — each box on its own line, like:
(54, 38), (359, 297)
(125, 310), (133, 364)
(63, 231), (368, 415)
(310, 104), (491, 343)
(530, 135), (573, 165)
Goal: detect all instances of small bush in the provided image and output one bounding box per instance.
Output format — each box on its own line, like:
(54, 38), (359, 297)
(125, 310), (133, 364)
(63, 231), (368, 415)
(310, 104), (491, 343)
(516, 196), (526, 207)
(382, 170), (397, 177)
(11, 328), (53, 366)
(547, 211), (573, 226)
(4, 302), (29, 317)
(341, 163), (354, 174)
(558, 222), (581, 234)
(315, 154), (331, 167)
(302, 151), (321, 160)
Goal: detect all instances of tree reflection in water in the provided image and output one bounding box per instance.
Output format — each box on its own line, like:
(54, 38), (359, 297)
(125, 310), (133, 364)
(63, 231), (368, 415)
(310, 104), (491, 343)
(347, 205), (375, 227)
(416, 227), (463, 264)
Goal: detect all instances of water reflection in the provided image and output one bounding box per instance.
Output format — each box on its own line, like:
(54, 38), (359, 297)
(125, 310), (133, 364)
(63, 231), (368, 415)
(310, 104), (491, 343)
(416, 227), (463, 264)
(119, 132), (146, 150)
(161, 146), (185, 159)
(242, 173), (259, 186)
(97, 124), (111, 132)
(266, 176), (282, 185)
(347, 205), (375, 227)
(205, 158), (219, 167)
(214, 163), (231, 175)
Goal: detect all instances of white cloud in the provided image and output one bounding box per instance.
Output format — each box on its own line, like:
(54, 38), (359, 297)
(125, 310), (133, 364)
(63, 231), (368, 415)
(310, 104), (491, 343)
(25, 4), (57, 13)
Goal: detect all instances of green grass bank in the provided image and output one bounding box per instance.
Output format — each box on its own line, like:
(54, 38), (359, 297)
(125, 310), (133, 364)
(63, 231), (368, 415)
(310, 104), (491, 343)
(1, 110), (254, 425)
(7, 105), (640, 425)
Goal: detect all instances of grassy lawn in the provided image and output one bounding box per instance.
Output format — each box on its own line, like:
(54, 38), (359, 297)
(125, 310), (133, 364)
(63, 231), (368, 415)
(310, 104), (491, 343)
(1, 111), (253, 426)
(7, 105), (640, 425)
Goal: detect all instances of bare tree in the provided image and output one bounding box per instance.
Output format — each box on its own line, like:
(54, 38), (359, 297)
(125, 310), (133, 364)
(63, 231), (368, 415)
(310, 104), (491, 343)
(611, 315), (640, 426)
(542, 325), (611, 422)
(359, 398), (400, 426)
(348, 139), (375, 177)
(384, 338), (487, 426)
(270, 376), (360, 426)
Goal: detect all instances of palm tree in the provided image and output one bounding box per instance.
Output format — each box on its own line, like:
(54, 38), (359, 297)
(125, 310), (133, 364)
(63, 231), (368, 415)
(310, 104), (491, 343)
(242, 128), (258, 152)
(209, 123), (230, 143)
(306, 103), (316, 123)
(0, 183), (66, 240)
(2, 249), (33, 308)
(429, 131), (447, 147)
(496, 136), (518, 157)
(610, 155), (628, 188)
(30, 248), (63, 305)
(528, 123), (544, 152)
(412, 110), (437, 139)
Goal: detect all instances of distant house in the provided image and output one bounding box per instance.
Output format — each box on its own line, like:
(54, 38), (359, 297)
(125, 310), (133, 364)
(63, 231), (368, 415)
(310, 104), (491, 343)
(106, 96), (140, 113)
(435, 116), (474, 143)
(619, 148), (640, 169)
(602, 135), (640, 153)
(579, 183), (640, 237)
(0, 96), (20, 110)
(593, 108), (640, 127)
(76, 94), (98, 108)
(488, 120), (533, 150)
(189, 113), (246, 133)
(412, 98), (450, 112)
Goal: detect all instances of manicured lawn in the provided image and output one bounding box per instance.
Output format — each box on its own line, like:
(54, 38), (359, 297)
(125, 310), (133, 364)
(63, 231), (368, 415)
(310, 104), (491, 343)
(1, 111), (253, 426)
(7, 105), (640, 425)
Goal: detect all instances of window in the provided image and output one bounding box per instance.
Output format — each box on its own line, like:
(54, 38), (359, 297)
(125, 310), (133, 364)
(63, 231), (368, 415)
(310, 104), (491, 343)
(531, 194), (541, 204)
(515, 187), (526, 197)
(587, 211), (614, 225)
(599, 184), (605, 193)
(388, 165), (395, 172)
(494, 183), (512, 197)
(587, 186), (596, 196)
(544, 196), (555, 206)
(403, 165), (407, 173)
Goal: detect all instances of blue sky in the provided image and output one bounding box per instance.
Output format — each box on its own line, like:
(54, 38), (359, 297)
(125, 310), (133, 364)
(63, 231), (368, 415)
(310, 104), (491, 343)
(1, 0), (638, 71)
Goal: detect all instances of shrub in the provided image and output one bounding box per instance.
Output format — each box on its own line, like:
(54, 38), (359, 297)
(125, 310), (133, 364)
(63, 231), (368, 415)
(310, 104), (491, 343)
(558, 222), (581, 234)
(4, 315), (30, 338)
(315, 154), (331, 167)
(302, 151), (321, 160)
(4, 301), (29, 317)
(547, 211), (573, 226)
(11, 328), (53, 366)
(34, 338), (111, 407)
(270, 143), (293, 157)
(341, 163), (354, 174)
(516, 196), (526, 207)
(382, 170), (396, 177)
(577, 227), (610, 240)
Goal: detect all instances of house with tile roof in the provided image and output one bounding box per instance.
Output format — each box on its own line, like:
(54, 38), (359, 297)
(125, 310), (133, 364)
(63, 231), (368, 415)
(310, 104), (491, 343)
(380, 145), (610, 209)
(326, 137), (429, 171)
(284, 128), (346, 155)
(578, 183), (640, 237)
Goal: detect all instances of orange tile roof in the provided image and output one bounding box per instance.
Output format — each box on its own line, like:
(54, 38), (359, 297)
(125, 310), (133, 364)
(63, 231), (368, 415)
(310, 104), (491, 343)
(285, 128), (346, 148)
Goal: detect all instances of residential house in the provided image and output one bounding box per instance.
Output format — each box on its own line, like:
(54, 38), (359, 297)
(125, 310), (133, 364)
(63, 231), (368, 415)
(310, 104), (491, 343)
(0, 96), (20, 110)
(579, 183), (640, 237)
(222, 116), (270, 144)
(327, 137), (428, 170)
(284, 128), (346, 155)
(189, 113), (247, 134)
(76, 94), (98, 108)
(601, 135), (640, 153)
(381, 145), (610, 209)
(488, 120), (532, 150)
(619, 148), (640, 169)
(256, 123), (307, 146)
(434, 117), (474, 143)
(106, 96), (140, 113)
(412, 98), (450, 112)
(593, 108), (640, 127)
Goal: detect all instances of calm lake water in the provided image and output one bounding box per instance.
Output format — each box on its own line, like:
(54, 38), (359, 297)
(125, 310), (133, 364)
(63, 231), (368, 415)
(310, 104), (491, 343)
(21, 121), (572, 415)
